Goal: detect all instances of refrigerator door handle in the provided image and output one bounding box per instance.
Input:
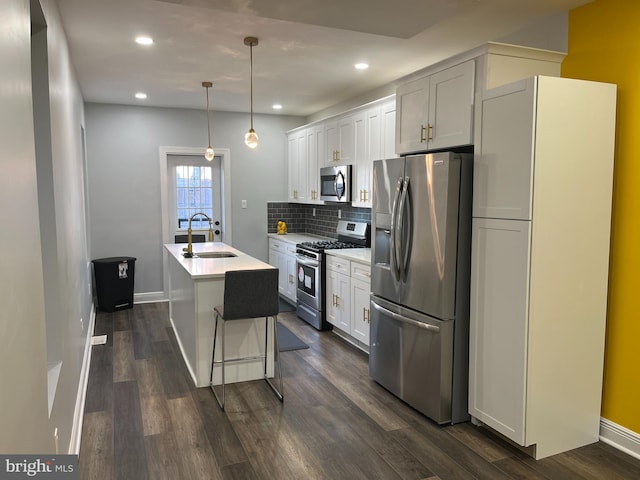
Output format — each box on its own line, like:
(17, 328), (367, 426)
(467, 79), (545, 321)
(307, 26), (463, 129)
(397, 176), (412, 281)
(371, 301), (441, 333)
(390, 176), (403, 280)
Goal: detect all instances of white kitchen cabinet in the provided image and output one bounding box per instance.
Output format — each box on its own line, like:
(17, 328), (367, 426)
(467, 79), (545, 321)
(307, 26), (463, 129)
(324, 114), (355, 165)
(396, 60), (474, 154)
(326, 254), (372, 351)
(352, 110), (369, 207)
(326, 266), (350, 332)
(350, 261), (371, 346)
(469, 76), (617, 459)
(380, 100), (397, 160)
(287, 128), (307, 202)
(268, 238), (297, 303)
(353, 99), (396, 208)
(306, 124), (324, 203)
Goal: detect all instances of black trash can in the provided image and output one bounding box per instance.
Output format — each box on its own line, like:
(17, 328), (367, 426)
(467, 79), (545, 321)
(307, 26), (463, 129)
(92, 257), (136, 312)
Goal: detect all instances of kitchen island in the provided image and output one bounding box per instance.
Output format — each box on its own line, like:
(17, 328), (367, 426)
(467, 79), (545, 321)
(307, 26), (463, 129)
(165, 242), (276, 388)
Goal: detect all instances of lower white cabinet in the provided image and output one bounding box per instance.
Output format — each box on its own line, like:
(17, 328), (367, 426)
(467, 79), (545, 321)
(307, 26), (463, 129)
(350, 261), (371, 346)
(268, 238), (297, 303)
(326, 256), (351, 332)
(326, 254), (371, 351)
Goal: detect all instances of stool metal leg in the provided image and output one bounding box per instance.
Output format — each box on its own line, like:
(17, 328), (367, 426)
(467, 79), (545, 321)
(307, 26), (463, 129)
(263, 314), (283, 402)
(210, 312), (226, 410)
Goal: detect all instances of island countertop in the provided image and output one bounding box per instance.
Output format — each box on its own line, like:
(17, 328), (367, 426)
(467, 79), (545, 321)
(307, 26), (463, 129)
(165, 242), (273, 279)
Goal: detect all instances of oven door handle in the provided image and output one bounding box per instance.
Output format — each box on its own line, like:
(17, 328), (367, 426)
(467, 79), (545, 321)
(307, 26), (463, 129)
(296, 255), (320, 267)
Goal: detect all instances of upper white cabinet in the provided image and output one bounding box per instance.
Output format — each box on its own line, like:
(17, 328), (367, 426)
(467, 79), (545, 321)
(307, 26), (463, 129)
(287, 96), (395, 206)
(396, 60), (474, 154)
(324, 114), (355, 165)
(353, 100), (396, 208)
(469, 76), (617, 459)
(287, 129), (307, 202)
(306, 124), (324, 203)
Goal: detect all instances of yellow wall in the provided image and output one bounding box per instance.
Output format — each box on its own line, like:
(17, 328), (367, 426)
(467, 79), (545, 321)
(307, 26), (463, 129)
(562, 0), (640, 433)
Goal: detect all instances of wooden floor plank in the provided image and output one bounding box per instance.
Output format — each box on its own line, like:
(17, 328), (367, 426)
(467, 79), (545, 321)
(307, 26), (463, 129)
(144, 433), (186, 480)
(113, 380), (149, 480)
(190, 386), (251, 468)
(166, 395), (224, 480)
(78, 411), (113, 480)
(78, 303), (640, 480)
(113, 329), (135, 383)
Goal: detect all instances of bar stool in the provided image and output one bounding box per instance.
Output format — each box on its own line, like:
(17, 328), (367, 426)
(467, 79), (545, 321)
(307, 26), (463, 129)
(209, 268), (283, 410)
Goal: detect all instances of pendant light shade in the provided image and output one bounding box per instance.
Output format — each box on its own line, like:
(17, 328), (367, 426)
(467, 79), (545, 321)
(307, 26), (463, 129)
(202, 81), (214, 161)
(244, 37), (259, 149)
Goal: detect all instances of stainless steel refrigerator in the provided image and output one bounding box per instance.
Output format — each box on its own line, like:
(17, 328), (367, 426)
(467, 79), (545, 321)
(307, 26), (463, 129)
(369, 151), (473, 424)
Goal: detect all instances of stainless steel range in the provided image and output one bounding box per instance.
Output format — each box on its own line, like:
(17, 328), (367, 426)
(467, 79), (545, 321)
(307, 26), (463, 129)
(296, 220), (370, 330)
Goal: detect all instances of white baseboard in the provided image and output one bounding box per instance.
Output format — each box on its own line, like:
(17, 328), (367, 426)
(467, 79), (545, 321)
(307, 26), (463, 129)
(68, 303), (96, 454)
(134, 291), (168, 304)
(600, 417), (640, 460)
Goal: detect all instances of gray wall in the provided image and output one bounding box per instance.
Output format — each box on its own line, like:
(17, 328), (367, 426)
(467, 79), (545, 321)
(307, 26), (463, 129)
(84, 104), (304, 295)
(0, 0), (92, 453)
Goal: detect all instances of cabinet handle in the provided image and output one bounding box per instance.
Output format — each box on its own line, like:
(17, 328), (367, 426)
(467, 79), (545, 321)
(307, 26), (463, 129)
(367, 308), (370, 323)
(427, 123), (433, 141)
(364, 190), (368, 202)
(420, 125), (427, 143)
(335, 295), (340, 307)
(363, 307), (367, 322)
(289, 274), (294, 284)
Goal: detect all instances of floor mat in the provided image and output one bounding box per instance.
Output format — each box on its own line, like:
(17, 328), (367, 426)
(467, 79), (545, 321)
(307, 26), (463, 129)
(277, 323), (309, 352)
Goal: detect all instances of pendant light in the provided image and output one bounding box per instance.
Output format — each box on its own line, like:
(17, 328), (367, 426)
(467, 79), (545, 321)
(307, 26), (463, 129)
(202, 81), (214, 161)
(244, 36), (259, 149)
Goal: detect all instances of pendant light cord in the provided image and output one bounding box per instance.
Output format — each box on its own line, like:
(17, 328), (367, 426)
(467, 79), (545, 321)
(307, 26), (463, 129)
(206, 85), (212, 146)
(249, 43), (254, 131)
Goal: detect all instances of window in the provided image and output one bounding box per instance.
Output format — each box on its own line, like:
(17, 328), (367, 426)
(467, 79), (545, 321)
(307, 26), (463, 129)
(175, 164), (213, 230)
(167, 154), (221, 236)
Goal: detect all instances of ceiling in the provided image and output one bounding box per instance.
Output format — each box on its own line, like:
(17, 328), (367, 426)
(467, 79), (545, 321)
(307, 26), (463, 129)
(55, 0), (590, 117)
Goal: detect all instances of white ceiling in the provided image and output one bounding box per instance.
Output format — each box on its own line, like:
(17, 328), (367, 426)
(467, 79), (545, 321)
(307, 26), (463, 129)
(55, 0), (589, 117)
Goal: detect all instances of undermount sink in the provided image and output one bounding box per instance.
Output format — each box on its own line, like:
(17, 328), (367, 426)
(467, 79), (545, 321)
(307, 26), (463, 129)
(194, 251), (237, 259)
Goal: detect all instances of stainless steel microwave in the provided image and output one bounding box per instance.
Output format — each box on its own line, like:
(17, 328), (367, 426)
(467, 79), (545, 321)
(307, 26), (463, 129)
(320, 165), (352, 202)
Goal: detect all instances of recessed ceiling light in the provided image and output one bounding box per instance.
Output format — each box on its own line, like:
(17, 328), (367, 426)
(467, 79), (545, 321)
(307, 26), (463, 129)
(354, 63), (369, 70)
(135, 36), (153, 46)
(272, 104), (283, 110)
(135, 92), (147, 99)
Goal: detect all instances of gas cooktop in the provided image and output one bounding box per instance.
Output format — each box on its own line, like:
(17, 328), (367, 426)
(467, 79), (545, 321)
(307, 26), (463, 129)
(296, 220), (370, 254)
(297, 240), (365, 253)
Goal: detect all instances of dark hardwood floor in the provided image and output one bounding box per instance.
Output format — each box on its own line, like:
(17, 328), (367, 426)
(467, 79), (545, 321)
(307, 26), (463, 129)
(79, 303), (640, 479)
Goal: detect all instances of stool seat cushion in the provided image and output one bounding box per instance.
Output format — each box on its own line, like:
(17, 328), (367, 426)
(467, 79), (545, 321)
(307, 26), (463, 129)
(220, 269), (279, 320)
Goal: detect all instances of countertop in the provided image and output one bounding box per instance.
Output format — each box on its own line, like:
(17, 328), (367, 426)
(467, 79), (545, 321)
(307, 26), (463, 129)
(165, 242), (273, 279)
(326, 248), (371, 265)
(267, 233), (333, 245)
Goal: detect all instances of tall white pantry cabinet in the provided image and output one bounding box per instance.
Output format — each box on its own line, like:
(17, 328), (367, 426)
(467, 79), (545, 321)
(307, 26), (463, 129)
(469, 76), (617, 459)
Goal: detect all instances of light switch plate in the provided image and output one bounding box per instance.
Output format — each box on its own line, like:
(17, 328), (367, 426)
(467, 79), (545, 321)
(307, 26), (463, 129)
(241, 199), (247, 209)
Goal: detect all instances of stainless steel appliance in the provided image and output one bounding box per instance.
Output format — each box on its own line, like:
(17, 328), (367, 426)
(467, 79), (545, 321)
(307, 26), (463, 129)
(296, 220), (370, 330)
(320, 165), (352, 202)
(369, 152), (473, 424)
